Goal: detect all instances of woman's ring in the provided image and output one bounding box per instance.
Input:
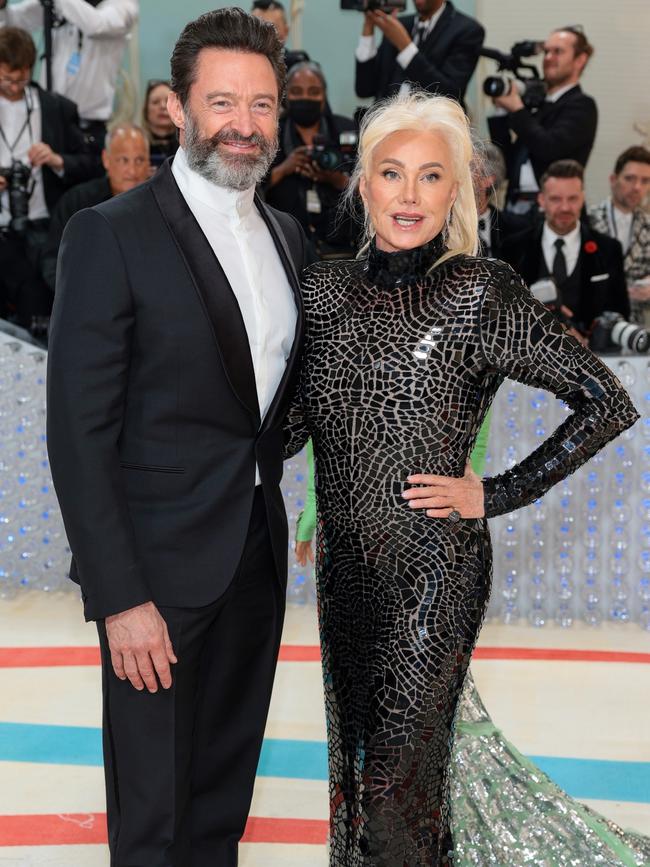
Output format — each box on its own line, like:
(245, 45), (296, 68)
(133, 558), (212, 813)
(448, 509), (462, 524)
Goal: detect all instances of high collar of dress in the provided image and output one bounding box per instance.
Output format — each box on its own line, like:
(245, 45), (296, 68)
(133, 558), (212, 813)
(172, 146), (255, 220)
(365, 233), (447, 288)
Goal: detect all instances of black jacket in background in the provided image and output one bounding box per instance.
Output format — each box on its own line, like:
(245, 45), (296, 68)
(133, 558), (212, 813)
(35, 84), (102, 213)
(41, 175), (112, 291)
(47, 159), (306, 621)
(501, 221), (629, 333)
(355, 2), (484, 107)
(488, 84), (598, 201)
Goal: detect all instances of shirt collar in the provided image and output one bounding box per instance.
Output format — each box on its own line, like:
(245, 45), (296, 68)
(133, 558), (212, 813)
(545, 82), (578, 104)
(415, 2), (446, 36)
(543, 220), (581, 248)
(171, 146), (256, 220)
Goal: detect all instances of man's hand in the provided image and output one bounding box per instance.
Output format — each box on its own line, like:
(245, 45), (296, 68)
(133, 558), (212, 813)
(295, 540), (314, 567)
(307, 165), (350, 191)
(628, 279), (650, 303)
(367, 9), (412, 53)
(28, 142), (64, 172)
(106, 601), (177, 693)
(402, 462), (485, 519)
(362, 11), (375, 37)
(0, 176), (7, 193)
(492, 82), (525, 113)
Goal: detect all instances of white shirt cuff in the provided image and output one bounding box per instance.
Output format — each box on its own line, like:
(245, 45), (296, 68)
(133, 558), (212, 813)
(356, 34), (377, 63)
(396, 41), (418, 70)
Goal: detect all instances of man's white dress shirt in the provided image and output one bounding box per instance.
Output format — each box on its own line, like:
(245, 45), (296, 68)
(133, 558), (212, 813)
(0, 86), (49, 225)
(172, 147), (298, 484)
(0, 0), (138, 121)
(542, 221), (581, 278)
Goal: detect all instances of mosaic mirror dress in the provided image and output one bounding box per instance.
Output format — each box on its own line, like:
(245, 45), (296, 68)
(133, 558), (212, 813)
(284, 235), (639, 866)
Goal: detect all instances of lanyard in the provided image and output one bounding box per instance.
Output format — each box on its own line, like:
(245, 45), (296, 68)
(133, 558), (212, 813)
(608, 199), (634, 251)
(0, 90), (34, 160)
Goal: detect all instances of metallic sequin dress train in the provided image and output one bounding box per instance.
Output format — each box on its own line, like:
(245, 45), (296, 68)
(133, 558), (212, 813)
(283, 235), (639, 866)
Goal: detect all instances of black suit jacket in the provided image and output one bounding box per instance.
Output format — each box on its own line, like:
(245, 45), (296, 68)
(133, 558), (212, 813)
(480, 204), (529, 260)
(355, 2), (484, 107)
(47, 160), (307, 621)
(489, 85), (598, 200)
(35, 84), (101, 214)
(501, 221), (629, 331)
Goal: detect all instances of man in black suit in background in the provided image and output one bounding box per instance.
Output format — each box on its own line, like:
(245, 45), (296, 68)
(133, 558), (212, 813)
(355, 0), (484, 108)
(488, 26), (598, 213)
(47, 9), (306, 866)
(502, 160), (628, 342)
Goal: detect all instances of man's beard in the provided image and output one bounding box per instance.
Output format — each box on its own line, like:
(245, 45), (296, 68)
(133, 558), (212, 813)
(183, 109), (278, 191)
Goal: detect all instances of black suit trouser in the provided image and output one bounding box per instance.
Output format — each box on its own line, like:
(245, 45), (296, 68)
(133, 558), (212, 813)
(96, 488), (285, 867)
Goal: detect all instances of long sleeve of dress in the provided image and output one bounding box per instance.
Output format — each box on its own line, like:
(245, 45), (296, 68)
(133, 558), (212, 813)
(283, 371), (311, 461)
(479, 265), (640, 518)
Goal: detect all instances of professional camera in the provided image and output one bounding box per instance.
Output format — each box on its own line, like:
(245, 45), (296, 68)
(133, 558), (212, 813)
(480, 41), (547, 110)
(589, 311), (650, 355)
(309, 130), (358, 172)
(340, 0), (406, 12)
(0, 160), (33, 235)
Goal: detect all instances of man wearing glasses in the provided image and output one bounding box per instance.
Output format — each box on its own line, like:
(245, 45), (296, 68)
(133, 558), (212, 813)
(488, 26), (598, 214)
(0, 26), (94, 332)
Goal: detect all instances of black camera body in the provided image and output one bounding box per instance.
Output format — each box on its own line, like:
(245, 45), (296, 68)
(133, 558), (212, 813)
(0, 160), (33, 235)
(340, 0), (406, 12)
(480, 41), (547, 110)
(589, 311), (650, 355)
(309, 131), (358, 172)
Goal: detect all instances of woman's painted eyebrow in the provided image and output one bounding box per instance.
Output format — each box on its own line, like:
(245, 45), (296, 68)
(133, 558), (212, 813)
(378, 158), (444, 170)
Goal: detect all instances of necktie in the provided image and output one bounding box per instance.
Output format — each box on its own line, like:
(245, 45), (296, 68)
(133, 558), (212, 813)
(552, 238), (567, 285)
(478, 218), (486, 232)
(414, 22), (428, 46)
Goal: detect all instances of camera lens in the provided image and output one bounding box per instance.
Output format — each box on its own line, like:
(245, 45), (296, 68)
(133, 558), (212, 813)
(482, 75), (509, 98)
(611, 320), (650, 354)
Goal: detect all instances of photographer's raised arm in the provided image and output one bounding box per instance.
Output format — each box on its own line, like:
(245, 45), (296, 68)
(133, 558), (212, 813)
(506, 93), (597, 166)
(47, 208), (152, 621)
(57, 0), (138, 38)
(0, 0), (44, 31)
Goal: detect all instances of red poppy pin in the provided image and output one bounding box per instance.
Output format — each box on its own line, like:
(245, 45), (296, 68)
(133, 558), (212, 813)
(584, 240), (598, 254)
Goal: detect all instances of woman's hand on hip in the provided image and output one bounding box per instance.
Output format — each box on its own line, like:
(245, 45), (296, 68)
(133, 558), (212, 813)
(402, 462), (485, 519)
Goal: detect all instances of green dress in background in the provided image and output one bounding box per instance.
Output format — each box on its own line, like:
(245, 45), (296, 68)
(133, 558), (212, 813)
(294, 415), (650, 867)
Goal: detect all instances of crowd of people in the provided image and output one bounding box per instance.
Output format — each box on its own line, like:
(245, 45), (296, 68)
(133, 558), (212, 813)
(0, 0), (648, 344)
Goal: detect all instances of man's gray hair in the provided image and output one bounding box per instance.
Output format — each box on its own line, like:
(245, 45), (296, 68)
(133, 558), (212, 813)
(104, 123), (150, 153)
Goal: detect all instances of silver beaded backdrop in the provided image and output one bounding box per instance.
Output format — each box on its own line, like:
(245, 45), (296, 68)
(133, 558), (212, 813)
(1, 332), (648, 629)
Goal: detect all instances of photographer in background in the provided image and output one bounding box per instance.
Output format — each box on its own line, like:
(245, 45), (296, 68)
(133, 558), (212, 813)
(589, 146), (650, 326)
(0, 26), (94, 330)
(489, 26), (597, 214)
(251, 0), (309, 71)
(355, 0), (484, 109)
(264, 61), (356, 258)
(502, 160), (628, 344)
(0, 0), (138, 155)
(41, 122), (149, 290)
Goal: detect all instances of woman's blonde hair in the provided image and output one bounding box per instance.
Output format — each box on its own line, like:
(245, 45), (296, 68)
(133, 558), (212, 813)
(347, 91), (479, 265)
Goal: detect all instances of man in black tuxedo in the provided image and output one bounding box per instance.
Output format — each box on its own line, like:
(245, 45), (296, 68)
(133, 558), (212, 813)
(355, 0), (484, 108)
(488, 27), (597, 213)
(502, 160), (628, 341)
(0, 27), (97, 328)
(47, 9), (306, 866)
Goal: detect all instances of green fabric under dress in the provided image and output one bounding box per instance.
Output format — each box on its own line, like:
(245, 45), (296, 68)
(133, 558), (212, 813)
(294, 415), (650, 866)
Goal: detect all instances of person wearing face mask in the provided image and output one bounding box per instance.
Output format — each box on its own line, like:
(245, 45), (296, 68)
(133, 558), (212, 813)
(264, 61), (357, 257)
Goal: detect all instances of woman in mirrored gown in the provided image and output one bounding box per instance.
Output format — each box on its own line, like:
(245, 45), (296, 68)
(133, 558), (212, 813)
(283, 92), (640, 866)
